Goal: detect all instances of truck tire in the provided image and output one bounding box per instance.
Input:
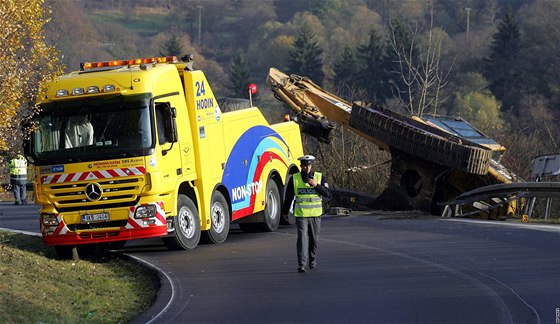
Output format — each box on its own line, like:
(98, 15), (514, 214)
(258, 179), (281, 232)
(280, 175), (296, 225)
(202, 191), (230, 244)
(163, 194), (200, 250)
(54, 245), (75, 260)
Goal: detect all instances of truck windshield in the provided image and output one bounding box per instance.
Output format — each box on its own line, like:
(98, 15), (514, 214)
(31, 94), (154, 164)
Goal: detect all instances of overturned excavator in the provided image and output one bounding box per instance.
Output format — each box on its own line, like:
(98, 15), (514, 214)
(267, 68), (518, 218)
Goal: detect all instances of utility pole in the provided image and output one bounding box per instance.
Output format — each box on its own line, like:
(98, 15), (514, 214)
(465, 7), (471, 42)
(197, 5), (203, 46)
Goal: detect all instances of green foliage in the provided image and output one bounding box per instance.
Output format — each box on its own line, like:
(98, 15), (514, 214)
(444, 72), (504, 135)
(516, 1), (560, 113)
(484, 6), (522, 112)
(288, 28), (325, 85)
(228, 49), (251, 97)
(333, 46), (359, 97)
(160, 35), (183, 57)
(446, 72), (490, 96)
(452, 91), (503, 134)
(273, 0), (314, 22)
(356, 28), (389, 102)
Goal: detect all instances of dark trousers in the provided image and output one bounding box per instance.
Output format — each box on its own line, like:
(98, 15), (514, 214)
(296, 216), (321, 268)
(12, 183), (27, 205)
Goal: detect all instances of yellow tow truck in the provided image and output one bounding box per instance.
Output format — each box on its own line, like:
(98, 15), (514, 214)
(24, 56), (304, 258)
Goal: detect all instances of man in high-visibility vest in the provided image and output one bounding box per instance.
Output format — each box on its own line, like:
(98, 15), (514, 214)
(8, 154), (27, 205)
(282, 155), (331, 273)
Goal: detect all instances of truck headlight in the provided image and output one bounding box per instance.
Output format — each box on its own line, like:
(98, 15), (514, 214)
(41, 213), (59, 226)
(134, 205), (157, 219)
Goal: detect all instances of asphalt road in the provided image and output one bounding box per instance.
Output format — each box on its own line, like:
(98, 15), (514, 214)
(1, 202), (559, 323)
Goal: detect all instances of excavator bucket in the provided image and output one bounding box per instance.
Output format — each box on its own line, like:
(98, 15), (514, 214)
(267, 68), (336, 143)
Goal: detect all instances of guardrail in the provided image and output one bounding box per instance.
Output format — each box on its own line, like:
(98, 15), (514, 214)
(440, 182), (560, 220)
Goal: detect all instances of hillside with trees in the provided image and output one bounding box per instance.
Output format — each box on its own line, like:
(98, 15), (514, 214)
(2, 0), (559, 194)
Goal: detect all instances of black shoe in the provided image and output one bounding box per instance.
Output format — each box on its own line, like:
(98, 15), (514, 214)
(309, 261), (317, 269)
(13, 202), (20, 205)
(297, 266), (306, 273)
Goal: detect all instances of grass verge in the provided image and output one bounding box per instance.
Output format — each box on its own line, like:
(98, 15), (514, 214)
(0, 231), (159, 323)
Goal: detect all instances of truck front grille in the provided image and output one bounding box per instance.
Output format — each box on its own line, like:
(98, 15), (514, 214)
(43, 177), (145, 211)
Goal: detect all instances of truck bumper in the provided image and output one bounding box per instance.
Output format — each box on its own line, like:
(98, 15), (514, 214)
(41, 201), (168, 246)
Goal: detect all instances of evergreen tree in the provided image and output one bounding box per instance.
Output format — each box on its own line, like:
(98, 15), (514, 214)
(288, 28), (324, 85)
(159, 35), (183, 57)
(333, 46), (358, 98)
(228, 49), (251, 97)
(356, 28), (388, 103)
(483, 6), (522, 112)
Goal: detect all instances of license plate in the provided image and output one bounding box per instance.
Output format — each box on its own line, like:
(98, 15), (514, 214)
(81, 212), (110, 223)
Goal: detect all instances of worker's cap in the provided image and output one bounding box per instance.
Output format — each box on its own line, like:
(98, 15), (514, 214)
(298, 155), (316, 165)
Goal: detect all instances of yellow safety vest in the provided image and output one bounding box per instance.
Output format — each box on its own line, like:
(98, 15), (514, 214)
(9, 156), (27, 184)
(293, 172), (323, 217)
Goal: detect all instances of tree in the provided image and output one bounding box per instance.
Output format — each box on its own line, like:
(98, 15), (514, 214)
(451, 91), (503, 134)
(159, 35), (183, 57)
(0, 0), (62, 154)
(517, 1), (560, 113)
(356, 28), (389, 103)
(387, 8), (451, 117)
(273, 0), (314, 22)
(287, 28), (324, 85)
(483, 6), (522, 112)
(228, 49), (251, 97)
(333, 46), (359, 98)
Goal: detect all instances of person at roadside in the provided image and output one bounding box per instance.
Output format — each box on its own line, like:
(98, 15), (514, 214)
(8, 154), (27, 205)
(282, 155), (331, 273)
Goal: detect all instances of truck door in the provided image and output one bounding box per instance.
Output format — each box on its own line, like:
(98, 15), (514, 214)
(154, 100), (182, 204)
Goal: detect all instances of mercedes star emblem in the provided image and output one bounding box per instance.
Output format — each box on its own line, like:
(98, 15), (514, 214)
(85, 183), (102, 201)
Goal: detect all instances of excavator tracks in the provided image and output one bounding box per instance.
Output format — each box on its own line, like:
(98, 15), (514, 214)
(349, 103), (492, 175)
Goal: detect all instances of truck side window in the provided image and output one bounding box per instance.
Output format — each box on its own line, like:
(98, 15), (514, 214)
(155, 102), (168, 145)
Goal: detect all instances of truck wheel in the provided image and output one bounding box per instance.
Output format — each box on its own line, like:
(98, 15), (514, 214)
(280, 175), (296, 225)
(202, 191), (230, 244)
(54, 246), (74, 260)
(99, 241), (126, 251)
(259, 179), (281, 232)
(163, 194), (200, 250)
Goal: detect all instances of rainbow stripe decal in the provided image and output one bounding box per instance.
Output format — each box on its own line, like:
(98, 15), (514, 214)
(222, 126), (291, 219)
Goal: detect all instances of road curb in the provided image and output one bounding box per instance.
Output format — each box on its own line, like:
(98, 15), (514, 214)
(127, 254), (175, 324)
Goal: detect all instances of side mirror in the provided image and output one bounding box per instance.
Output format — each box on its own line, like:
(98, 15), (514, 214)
(22, 139), (35, 164)
(165, 107), (178, 143)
